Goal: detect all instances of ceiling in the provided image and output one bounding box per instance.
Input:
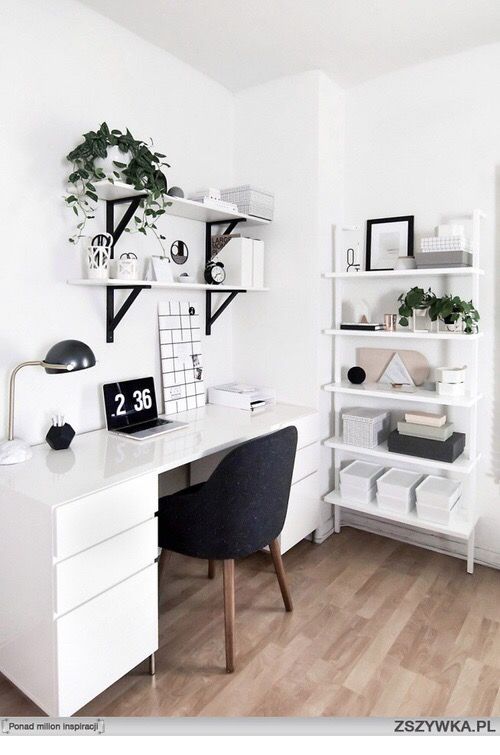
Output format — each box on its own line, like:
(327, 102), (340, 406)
(79, 0), (500, 90)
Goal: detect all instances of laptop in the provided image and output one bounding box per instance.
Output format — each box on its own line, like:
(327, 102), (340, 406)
(103, 377), (187, 440)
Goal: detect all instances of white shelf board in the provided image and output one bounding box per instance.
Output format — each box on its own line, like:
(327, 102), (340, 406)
(67, 279), (268, 293)
(324, 436), (479, 474)
(94, 180), (270, 226)
(324, 490), (475, 540)
(324, 328), (482, 341)
(323, 381), (482, 408)
(323, 268), (483, 279)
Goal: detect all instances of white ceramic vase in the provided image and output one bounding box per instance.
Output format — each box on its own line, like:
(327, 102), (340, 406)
(93, 145), (131, 179)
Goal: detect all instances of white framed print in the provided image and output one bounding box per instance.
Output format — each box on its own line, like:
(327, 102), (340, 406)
(366, 215), (414, 271)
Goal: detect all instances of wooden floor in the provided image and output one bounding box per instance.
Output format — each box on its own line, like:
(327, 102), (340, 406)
(2, 528), (500, 717)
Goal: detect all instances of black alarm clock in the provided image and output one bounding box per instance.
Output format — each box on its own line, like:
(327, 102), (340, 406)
(204, 260), (226, 285)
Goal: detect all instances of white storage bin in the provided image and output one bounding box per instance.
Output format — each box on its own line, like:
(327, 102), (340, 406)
(376, 468), (423, 503)
(376, 492), (414, 515)
(220, 185), (274, 220)
(342, 408), (390, 449)
(417, 499), (458, 524)
(339, 460), (385, 490)
(415, 476), (462, 509)
(339, 482), (376, 504)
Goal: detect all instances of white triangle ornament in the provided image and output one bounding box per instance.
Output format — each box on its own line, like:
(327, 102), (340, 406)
(378, 352), (415, 386)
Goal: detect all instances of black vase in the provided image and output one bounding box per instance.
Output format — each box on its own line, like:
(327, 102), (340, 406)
(46, 423), (75, 450)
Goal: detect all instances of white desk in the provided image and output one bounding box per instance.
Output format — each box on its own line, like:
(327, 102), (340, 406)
(0, 403), (320, 716)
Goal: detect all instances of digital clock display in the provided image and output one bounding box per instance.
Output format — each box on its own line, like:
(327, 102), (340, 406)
(103, 377), (158, 430)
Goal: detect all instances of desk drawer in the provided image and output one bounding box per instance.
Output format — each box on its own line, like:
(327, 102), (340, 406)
(280, 472), (320, 554)
(293, 413), (319, 450)
(54, 474), (157, 560)
(55, 518), (158, 616)
(56, 564), (157, 717)
(292, 442), (319, 484)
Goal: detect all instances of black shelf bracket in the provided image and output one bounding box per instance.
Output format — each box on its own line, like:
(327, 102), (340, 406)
(205, 289), (246, 335)
(204, 217), (247, 335)
(106, 193), (148, 257)
(106, 285), (151, 343)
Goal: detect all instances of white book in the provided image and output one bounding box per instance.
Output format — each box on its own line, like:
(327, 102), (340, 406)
(215, 237), (254, 287)
(252, 239), (265, 288)
(404, 410), (447, 427)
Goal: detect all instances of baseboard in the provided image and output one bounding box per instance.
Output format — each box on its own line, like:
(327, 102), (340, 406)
(340, 510), (500, 571)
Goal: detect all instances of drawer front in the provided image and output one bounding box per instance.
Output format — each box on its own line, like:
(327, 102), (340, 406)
(56, 564), (158, 716)
(293, 413), (319, 450)
(55, 518), (158, 616)
(292, 442), (319, 484)
(54, 474), (157, 560)
(280, 472), (321, 554)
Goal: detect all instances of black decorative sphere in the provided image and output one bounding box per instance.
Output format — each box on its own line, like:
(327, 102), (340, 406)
(46, 423), (75, 450)
(347, 366), (366, 385)
(167, 186), (184, 198)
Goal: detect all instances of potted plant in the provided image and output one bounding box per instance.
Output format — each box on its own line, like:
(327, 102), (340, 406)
(398, 286), (436, 332)
(428, 295), (480, 334)
(64, 122), (171, 251)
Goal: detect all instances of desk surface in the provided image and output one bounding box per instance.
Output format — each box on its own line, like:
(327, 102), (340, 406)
(0, 403), (316, 509)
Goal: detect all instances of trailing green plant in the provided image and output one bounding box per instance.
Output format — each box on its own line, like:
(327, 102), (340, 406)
(397, 287), (436, 327)
(428, 294), (480, 334)
(64, 122), (171, 251)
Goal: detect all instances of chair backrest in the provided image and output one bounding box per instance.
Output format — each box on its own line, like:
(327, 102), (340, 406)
(201, 425), (298, 558)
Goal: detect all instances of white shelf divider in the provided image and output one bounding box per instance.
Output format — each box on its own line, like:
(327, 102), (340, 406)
(67, 279), (268, 293)
(324, 328), (482, 340)
(324, 436), (479, 474)
(323, 268), (484, 279)
(323, 381), (482, 408)
(94, 180), (270, 226)
(324, 491), (475, 540)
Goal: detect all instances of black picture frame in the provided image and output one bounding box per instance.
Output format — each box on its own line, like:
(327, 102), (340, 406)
(366, 215), (414, 271)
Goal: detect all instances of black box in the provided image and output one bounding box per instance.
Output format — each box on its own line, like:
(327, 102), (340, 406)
(387, 430), (466, 463)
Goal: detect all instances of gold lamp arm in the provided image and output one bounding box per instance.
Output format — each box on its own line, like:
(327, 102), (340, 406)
(7, 361), (72, 441)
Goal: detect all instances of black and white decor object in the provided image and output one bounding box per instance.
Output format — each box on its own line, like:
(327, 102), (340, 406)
(347, 366), (366, 385)
(170, 240), (189, 265)
(158, 301), (205, 415)
(346, 247), (360, 273)
(204, 259), (226, 285)
(86, 232), (113, 279)
(366, 216), (414, 271)
(167, 186), (184, 198)
(46, 415), (75, 450)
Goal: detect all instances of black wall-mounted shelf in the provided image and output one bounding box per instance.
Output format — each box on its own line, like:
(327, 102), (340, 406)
(71, 182), (269, 341)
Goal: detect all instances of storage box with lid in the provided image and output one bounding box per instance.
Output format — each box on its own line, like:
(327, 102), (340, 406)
(220, 185), (274, 221)
(375, 468), (423, 514)
(415, 475), (462, 524)
(342, 408), (390, 449)
(339, 460), (385, 503)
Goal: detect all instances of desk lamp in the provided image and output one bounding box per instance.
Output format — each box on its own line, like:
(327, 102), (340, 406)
(0, 340), (96, 465)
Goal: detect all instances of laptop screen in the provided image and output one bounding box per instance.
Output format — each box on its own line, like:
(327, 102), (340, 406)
(103, 377), (159, 430)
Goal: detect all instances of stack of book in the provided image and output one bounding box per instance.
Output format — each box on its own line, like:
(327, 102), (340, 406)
(340, 322), (384, 331)
(388, 410), (465, 463)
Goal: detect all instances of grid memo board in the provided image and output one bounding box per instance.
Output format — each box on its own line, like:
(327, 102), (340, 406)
(158, 301), (205, 415)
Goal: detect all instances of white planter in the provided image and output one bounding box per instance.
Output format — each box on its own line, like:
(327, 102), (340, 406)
(93, 145), (131, 179)
(412, 306), (430, 332)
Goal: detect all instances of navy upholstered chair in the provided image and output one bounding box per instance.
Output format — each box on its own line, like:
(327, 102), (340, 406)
(157, 426), (298, 673)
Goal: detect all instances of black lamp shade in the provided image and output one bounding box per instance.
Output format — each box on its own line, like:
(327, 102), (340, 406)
(44, 340), (96, 374)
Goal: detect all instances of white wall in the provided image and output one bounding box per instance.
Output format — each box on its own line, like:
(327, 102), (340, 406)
(344, 42), (500, 564)
(0, 0), (235, 444)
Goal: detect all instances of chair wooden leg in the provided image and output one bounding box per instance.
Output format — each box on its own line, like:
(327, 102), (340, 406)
(208, 559), (216, 579)
(158, 548), (171, 588)
(223, 559), (235, 673)
(269, 538), (293, 612)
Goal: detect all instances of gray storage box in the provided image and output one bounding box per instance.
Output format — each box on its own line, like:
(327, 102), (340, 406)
(220, 185), (274, 220)
(414, 251), (473, 268)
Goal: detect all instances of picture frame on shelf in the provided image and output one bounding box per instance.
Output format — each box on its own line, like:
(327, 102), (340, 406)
(366, 215), (414, 271)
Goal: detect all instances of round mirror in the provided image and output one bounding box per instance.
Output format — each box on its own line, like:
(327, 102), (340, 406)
(170, 239), (189, 265)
